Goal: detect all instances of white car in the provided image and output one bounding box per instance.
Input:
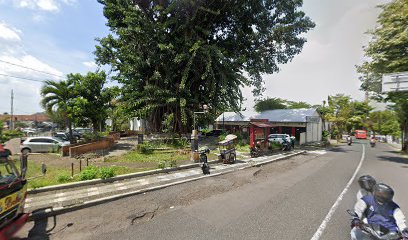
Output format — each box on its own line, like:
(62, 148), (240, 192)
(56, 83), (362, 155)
(22, 128), (36, 136)
(20, 137), (70, 154)
(267, 134), (291, 144)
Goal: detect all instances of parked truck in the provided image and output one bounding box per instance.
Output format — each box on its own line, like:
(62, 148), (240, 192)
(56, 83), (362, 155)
(0, 145), (45, 240)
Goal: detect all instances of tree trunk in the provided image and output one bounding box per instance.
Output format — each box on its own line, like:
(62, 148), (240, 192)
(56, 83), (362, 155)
(67, 118), (74, 144)
(402, 121), (408, 152)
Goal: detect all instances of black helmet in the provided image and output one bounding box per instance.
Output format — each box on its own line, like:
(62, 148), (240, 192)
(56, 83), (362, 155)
(373, 183), (394, 204)
(358, 175), (376, 192)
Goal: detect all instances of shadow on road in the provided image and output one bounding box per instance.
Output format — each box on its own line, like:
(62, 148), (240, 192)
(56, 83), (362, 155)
(377, 155), (408, 165)
(327, 148), (354, 153)
(12, 215), (74, 240)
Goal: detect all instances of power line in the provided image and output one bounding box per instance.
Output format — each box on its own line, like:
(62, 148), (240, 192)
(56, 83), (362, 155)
(0, 59), (64, 78)
(0, 73), (46, 83)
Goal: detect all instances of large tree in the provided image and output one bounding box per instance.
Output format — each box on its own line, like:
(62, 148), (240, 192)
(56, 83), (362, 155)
(369, 110), (400, 137)
(68, 71), (117, 131)
(358, 0), (408, 150)
(41, 79), (75, 141)
(254, 97), (312, 112)
(95, 0), (315, 133)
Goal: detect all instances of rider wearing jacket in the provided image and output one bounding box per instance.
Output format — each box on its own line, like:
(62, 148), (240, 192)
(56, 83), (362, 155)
(351, 183), (408, 240)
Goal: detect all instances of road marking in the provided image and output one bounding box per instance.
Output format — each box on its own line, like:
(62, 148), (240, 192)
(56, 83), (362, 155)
(310, 144), (366, 240)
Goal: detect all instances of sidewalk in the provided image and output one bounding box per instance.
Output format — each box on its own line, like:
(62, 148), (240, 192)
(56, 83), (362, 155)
(26, 150), (306, 219)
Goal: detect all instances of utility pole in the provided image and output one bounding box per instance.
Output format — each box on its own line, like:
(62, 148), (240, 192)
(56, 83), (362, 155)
(10, 89), (14, 130)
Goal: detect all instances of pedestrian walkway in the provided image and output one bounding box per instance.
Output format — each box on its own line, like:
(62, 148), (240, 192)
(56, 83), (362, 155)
(26, 150), (305, 215)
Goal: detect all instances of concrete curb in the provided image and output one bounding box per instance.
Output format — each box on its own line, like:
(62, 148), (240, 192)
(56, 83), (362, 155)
(29, 151), (305, 221)
(28, 159), (221, 194)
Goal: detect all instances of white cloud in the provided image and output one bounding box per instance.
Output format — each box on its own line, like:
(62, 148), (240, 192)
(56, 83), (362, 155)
(82, 61), (97, 69)
(0, 21), (64, 114)
(32, 14), (46, 22)
(0, 22), (21, 42)
(10, 0), (77, 12)
(37, 0), (58, 12)
(241, 0), (389, 111)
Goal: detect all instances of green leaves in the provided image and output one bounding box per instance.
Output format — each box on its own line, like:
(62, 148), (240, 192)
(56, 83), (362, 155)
(95, 0), (314, 132)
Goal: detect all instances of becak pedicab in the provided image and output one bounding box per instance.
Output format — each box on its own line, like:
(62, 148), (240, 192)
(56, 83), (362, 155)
(218, 134), (237, 164)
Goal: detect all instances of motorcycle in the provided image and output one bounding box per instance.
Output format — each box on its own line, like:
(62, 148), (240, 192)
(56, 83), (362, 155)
(250, 146), (261, 158)
(347, 137), (352, 146)
(347, 210), (402, 240)
(198, 147), (210, 175)
(370, 140), (376, 148)
(281, 140), (292, 151)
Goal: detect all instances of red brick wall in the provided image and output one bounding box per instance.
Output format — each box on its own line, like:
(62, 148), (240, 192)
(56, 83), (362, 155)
(69, 138), (114, 157)
(61, 136), (116, 157)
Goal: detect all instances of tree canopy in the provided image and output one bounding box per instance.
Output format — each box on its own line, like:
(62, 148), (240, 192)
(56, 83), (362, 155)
(41, 71), (116, 136)
(357, 0), (408, 150)
(95, 0), (315, 133)
(254, 97), (312, 112)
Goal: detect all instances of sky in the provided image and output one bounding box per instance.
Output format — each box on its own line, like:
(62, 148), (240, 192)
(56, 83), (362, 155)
(0, 0), (389, 115)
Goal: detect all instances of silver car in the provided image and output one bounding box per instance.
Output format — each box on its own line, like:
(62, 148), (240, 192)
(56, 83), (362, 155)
(20, 137), (70, 154)
(267, 134), (291, 144)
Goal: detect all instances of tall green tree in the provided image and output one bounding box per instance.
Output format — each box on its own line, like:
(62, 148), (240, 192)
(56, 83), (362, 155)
(357, 0), (408, 150)
(369, 110), (400, 137)
(254, 97), (313, 112)
(254, 97), (288, 112)
(95, 0), (315, 133)
(40, 79), (75, 140)
(69, 71), (117, 131)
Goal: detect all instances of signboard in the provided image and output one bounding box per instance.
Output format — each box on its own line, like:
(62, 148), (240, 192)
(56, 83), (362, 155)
(382, 72), (408, 93)
(306, 116), (320, 123)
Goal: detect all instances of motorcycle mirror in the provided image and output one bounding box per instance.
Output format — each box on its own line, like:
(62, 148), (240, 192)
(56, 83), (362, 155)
(20, 154), (28, 178)
(346, 209), (358, 218)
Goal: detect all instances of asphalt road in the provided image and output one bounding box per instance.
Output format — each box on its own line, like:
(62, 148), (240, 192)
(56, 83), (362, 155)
(14, 140), (408, 240)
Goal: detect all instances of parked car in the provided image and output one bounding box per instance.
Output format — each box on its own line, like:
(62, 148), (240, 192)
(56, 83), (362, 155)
(65, 128), (92, 139)
(53, 132), (69, 141)
(74, 128), (92, 137)
(22, 128), (36, 137)
(64, 129), (81, 140)
(20, 137), (70, 154)
(267, 134), (291, 144)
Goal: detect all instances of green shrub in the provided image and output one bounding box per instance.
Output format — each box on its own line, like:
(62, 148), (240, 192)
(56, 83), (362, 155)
(100, 167), (115, 180)
(171, 138), (189, 148)
(322, 130), (330, 141)
(79, 166), (99, 181)
(158, 160), (166, 169)
(136, 143), (154, 154)
(270, 141), (283, 150)
(82, 132), (103, 142)
(57, 174), (72, 183)
(169, 159), (177, 168)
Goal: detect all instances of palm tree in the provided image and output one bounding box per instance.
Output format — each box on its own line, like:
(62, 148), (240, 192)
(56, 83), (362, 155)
(41, 79), (75, 142)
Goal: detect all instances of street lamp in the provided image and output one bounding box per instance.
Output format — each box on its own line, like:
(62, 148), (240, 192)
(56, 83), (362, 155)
(191, 104), (208, 162)
(193, 104), (208, 130)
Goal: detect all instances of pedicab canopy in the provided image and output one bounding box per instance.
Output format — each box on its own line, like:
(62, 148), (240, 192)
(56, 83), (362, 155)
(218, 134), (238, 146)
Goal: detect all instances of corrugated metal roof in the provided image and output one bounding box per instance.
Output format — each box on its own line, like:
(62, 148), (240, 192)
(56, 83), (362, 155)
(215, 108), (318, 123)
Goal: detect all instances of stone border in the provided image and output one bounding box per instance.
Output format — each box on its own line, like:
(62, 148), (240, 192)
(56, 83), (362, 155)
(29, 151), (306, 220)
(28, 159), (221, 194)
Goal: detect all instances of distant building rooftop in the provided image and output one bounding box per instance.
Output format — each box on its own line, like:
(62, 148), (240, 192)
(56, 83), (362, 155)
(0, 113), (49, 122)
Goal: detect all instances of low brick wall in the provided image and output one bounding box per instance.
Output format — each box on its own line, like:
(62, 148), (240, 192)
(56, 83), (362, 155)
(108, 132), (121, 141)
(61, 143), (83, 157)
(68, 137), (115, 157)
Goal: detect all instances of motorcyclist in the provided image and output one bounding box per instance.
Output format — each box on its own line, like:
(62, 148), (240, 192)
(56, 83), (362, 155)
(347, 135), (352, 145)
(351, 183), (408, 240)
(356, 175), (376, 200)
(370, 137), (376, 147)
